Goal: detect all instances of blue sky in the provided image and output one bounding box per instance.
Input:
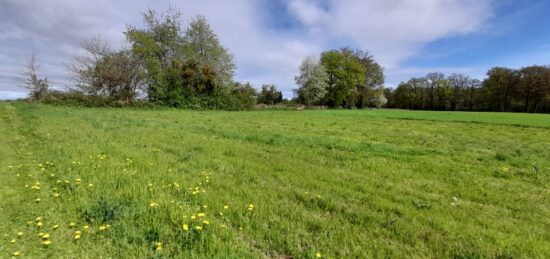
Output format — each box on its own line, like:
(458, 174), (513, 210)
(1, 0), (549, 99)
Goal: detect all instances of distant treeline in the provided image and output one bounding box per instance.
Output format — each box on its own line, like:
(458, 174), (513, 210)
(386, 66), (550, 113)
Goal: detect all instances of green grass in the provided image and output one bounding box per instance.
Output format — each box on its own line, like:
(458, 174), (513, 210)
(1, 102), (549, 258)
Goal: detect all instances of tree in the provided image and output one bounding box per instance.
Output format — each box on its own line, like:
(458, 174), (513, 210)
(466, 79), (481, 111)
(448, 73), (469, 111)
(425, 72), (446, 110)
(183, 15), (235, 87)
(321, 49), (365, 108)
(482, 67), (518, 112)
(519, 66), (549, 112)
(294, 56), (328, 107)
(18, 52), (49, 101)
(350, 48), (384, 108)
(125, 8), (185, 103)
(372, 86), (387, 108)
(67, 36), (145, 102)
(257, 84), (283, 105)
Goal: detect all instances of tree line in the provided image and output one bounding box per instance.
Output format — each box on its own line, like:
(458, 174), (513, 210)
(17, 7), (550, 113)
(386, 66), (550, 113)
(20, 8), (284, 110)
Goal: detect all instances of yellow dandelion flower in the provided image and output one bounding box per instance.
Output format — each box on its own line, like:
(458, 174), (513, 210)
(183, 224), (189, 231)
(195, 226), (202, 231)
(223, 205), (229, 209)
(69, 222), (76, 228)
(156, 242), (162, 246)
(12, 251), (20, 256)
(53, 193), (60, 197)
(149, 202), (160, 208)
(36, 222), (43, 227)
(41, 240), (51, 246)
(99, 225), (106, 231)
(316, 252), (322, 258)
(36, 217), (42, 221)
(35, 198), (41, 202)
(190, 215), (196, 220)
(41, 233), (50, 239)
(197, 212), (205, 217)
(88, 184), (94, 187)
(83, 225), (89, 230)
(17, 232), (23, 237)
(38, 233), (44, 237)
(74, 234), (80, 240)
(202, 220), (209, 225)
(10, 239), (16, 244)
(74, 231), (81, 235)
(52, 224), (59, 230)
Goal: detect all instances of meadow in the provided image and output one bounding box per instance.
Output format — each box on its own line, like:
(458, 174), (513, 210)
(0, 102), (549, 258)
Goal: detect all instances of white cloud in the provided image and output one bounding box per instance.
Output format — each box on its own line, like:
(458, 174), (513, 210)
(0, 0), (495, 99)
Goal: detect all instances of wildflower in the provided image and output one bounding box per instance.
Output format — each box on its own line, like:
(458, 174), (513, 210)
(83, 225), (89, 230)
(38, 233), (44, 237)
(17, 232), (23, 237)
(88, 183), (93, 187)
(99, 226), (106, 231)
(195, 226), (202, 231)
(74, 234), (80, 240)
(41, 240), (52, 246)
(202, 205), (207, 209)
(223, 205), (229, 209)
(10, 239), (16, 244)
(197, 212), (205, 217)
(41, 233), (50, 239)
(190, 215), (196, 220)
(155, 242), (162, 251)
(202, 220), (209, 225)
(74, 231), (81, 235)
(53, 193), (60, 197)
(52, 224), (59, 230)
(35, 198), (41, 202)
(149, 202), (160, 208)
(248, 204), (254, 211)
(69, 222), (76, 228)
(36, 222), (43, 227)
(316, 252), (322, 258)
(36, 217), (42, 221)
(106, 224), (111, 229)
(12, 251), (20, 256)
(183, 224), (189, 231)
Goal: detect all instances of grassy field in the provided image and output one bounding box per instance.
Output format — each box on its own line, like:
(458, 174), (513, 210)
(0, 102), (549, 258)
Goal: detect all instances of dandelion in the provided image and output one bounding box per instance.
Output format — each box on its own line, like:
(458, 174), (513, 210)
(17, 232), (23, 237)
(53, 193), (60, 197)
(99, 225), (106, 231)
(41, 240), (52, 246)
(155, 242), (163, 251)
(316, 252), (322, 258)
(69, 222), (76, 228)
(83, 225), (89, 230)
(74, 231), (81, 235)
(248, 204), (254, 211)
(195, 226), (202, 231)
(10, 239), (16, 244)
(35, 217), (42, 221)
(197, 212), (205, 217)
(36, 222), (43, 227)
(12, 251), (20, 256)
(38, 233), (44, 237)
(74, 234), (80, 240)
(190, 215), (196, 220)
(183, 224), (189, 231)
(35, 198), (41, 202)
(88, 184), (94, 187)
(149, 202), (160, 208)
(202, 220), (209, 225)
(52, 224), (59, 230)
(223, 205), (229, 209)
(41, 233), (50, 239)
